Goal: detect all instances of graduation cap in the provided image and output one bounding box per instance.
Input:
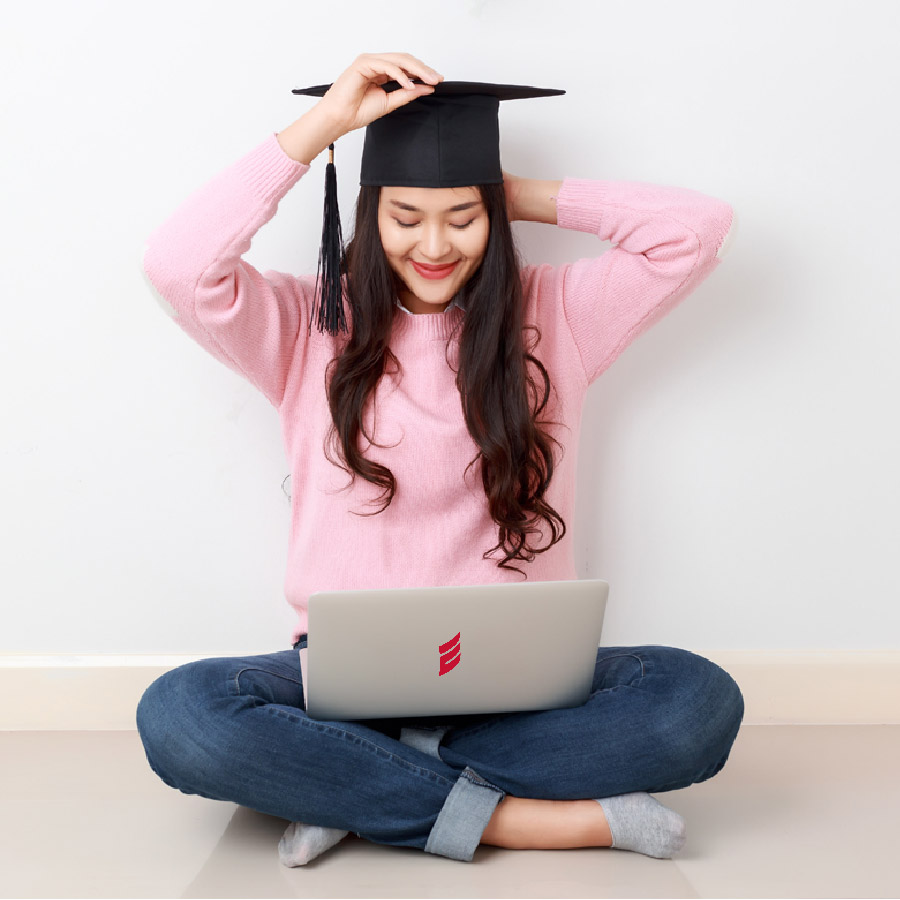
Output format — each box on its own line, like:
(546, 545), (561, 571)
(292, 80), (565, 336)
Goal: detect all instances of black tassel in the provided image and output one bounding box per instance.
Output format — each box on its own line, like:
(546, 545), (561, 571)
(310, 143), (349, 336)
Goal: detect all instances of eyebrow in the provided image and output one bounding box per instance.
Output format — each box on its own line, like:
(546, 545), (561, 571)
(389, 200), (481, 213)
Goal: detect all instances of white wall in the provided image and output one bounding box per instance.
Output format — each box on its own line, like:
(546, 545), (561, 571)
(2, 0), (897, 654)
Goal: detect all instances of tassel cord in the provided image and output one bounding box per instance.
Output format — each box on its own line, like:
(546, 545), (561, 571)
(311, 143), (349, 336)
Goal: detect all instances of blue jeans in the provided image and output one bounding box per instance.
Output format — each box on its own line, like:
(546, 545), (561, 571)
(135, 638), (744, 862)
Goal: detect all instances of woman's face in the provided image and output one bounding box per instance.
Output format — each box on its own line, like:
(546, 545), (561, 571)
(377, 185), (489, 314)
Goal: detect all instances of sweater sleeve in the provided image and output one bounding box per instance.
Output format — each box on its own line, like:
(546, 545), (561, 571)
(141, 133), (312, 408)
(541, 177), (736, 386)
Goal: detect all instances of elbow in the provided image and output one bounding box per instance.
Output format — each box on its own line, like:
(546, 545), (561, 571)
(142, 242), (179, 319)
(715, 204), (738, 260)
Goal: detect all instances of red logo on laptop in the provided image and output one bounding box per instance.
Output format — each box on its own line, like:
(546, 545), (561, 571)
(439, 632), (461, 676)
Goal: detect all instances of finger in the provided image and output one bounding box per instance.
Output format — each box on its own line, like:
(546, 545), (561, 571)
(386, 64), (417, 90)
(367, 52), (443, 85)
(359, 57), (417, 90)
(384, 82), (435, 113)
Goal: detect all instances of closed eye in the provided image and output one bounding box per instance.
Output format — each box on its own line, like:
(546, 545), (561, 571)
(394, 219), (476, 230)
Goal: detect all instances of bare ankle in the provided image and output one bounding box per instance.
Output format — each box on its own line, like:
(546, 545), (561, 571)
(480, 796), (612, 850)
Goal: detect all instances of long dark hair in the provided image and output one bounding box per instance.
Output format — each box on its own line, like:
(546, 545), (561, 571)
(322, 182), (567, 577)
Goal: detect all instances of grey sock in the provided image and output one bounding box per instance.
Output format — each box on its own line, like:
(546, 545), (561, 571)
(595, 792), (687, 858)
(278, 821), (349, 867)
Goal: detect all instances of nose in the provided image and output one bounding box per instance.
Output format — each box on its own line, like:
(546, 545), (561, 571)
(418, 222), (453, 261)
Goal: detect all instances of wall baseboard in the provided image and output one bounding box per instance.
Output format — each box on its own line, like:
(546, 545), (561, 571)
(1, 650), (897, 730)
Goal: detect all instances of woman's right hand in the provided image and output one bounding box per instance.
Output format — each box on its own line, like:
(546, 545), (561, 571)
(316, 53), (443, 138)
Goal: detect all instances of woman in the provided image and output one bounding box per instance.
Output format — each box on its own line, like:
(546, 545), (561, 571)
(137, 52), (743, 865)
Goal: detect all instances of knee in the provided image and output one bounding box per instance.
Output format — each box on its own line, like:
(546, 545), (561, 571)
(690, 655), (744, 780)
(708, 656), (745, 739)
(136, 667), (182, 782)
(688, 650), (744, 724)
(135, 660), (220, 789)
(648, 647), (745, 773)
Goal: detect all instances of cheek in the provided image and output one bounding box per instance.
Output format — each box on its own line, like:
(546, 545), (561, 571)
(461, 226), (489, 266)
(378, 227), (407, 263)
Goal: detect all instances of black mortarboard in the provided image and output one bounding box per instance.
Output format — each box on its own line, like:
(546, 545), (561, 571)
(291, 81), (565, 336)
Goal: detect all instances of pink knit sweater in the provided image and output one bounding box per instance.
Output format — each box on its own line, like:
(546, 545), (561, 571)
(142, 132), (735, 645)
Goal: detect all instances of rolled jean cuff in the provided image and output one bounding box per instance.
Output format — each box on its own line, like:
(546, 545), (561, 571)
(424, 766), (506, 862)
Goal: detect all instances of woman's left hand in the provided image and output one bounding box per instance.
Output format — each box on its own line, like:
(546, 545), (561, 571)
(502, 170), (523, 222)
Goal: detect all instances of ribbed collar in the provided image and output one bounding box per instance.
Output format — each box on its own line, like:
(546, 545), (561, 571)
(394, 294), (463, 316)
(391, 295), (465, 340)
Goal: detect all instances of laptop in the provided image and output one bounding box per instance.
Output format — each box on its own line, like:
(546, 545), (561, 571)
(299, 578), (608, 721)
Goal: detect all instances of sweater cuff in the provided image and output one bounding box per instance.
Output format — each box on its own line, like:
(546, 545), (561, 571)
(231, 132), (310, 205)
(555, 177), (606, 235)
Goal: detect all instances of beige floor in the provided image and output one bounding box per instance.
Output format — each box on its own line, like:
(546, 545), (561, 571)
(0, 725), (897, 899)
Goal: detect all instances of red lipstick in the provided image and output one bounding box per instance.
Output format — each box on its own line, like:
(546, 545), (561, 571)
(411, 259), (460, 280)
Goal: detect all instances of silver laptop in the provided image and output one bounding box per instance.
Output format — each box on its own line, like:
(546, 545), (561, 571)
(299, 579), (608, 721)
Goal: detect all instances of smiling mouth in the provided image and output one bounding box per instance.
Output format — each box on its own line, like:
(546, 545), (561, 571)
(411, 259), (460, 280)
(413, 260), (459, 270)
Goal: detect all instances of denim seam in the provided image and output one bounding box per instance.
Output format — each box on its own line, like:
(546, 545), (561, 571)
(596, 652), (646, 678)
(267, 706), (458, 788)
(460, 768), (504, 792)
(230, 666), (301, 694)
